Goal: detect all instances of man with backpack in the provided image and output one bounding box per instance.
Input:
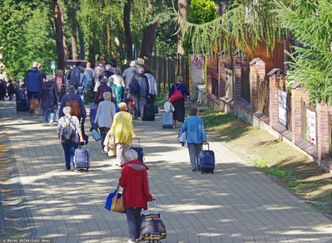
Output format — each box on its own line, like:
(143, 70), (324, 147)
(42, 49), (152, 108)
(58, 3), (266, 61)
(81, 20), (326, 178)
(59, 85), (87, 141)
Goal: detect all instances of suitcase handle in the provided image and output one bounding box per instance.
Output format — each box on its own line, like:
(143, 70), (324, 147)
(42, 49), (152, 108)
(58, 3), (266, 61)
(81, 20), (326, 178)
(131, 137), (140, 147)
(146, 198), (157, 213)
(203, 142), (209, 150)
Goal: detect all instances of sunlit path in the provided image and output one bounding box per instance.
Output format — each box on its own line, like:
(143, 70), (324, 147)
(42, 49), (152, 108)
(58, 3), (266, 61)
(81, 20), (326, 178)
(1, 100), (332, 243)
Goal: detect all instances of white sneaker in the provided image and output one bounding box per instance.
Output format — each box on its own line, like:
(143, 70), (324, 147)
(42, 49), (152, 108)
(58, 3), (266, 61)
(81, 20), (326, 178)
(127, 240), (136, 243)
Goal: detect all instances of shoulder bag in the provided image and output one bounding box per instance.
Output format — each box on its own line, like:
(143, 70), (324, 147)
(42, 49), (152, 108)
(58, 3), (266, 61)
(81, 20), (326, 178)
(169, 84), (183, 103)
(111, 185), (125, 213)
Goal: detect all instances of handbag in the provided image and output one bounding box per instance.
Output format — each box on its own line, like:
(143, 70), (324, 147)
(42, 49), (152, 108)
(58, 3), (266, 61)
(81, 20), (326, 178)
(111, 185), (125, 213)
(169, 84), (183, 103)
(91, 128), (101, 141)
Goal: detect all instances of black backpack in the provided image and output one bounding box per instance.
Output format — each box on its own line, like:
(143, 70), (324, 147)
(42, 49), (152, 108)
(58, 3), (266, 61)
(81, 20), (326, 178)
(61, 117), (77, 142)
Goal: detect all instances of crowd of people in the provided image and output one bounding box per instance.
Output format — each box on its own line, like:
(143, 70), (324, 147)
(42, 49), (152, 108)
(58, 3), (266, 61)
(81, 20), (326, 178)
(0, 56), (211, 242)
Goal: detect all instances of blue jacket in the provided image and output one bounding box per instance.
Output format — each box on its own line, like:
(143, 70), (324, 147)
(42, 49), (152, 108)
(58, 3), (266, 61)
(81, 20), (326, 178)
(59, 92), (86, 119)
(181, 115), (207, 144)
(24, 68), (42, 92)
(70, 66), (81, 87)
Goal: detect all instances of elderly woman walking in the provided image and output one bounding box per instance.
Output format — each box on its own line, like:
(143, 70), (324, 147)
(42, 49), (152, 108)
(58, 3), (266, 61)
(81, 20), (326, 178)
(94, 91), (116, 151)
(57, 106), (84, 171)
(181, 106), (207, 171)
(119, 149), (153, 243)
(110, 102), (135, 165)
(169, 76), (189, 127)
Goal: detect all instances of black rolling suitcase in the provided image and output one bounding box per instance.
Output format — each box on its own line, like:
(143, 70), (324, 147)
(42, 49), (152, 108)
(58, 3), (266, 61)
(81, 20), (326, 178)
(130, 138), (144, 162)
(142, 104), (155, 121)
(16, 90), (29, 112)
(199, 143), (215, 173)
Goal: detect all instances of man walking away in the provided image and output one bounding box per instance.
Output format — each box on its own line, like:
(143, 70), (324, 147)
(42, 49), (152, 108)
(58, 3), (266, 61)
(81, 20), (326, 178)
(24, 62), (43, 101)
(122, 61), (137, 98)
(70, 62), (81, 89)
(132, 65), (149, 119)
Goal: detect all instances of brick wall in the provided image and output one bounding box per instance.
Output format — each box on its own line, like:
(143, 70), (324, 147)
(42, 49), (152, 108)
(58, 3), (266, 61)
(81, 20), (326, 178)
(317, 103), (330, 162)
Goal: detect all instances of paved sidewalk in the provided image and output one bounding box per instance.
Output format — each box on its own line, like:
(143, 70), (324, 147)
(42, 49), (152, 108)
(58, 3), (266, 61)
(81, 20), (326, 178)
(1, 100), (332, 243)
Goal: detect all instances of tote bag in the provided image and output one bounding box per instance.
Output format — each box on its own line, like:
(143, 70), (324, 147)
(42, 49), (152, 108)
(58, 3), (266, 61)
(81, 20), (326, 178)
(169, 85), (183, 103)
(111, 185), (125, 213)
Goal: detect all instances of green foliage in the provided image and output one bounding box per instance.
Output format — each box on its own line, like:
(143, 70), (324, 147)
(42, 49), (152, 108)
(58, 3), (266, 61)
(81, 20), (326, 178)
(183, 0), (217, 54)
(177, 1), (284, 55)
(0, 0), (55, 80)
(156, 22), (177, 57)
(188, 0), (217, 24)
(274, 0), (332, 104)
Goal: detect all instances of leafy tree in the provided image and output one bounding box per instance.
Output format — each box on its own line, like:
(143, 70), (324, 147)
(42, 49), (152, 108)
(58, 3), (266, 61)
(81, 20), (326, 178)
(0, 0), (55, 79)
(274, 0), (332, 103)
(177, 0), (284, 55)
(182, 0), (217, 54)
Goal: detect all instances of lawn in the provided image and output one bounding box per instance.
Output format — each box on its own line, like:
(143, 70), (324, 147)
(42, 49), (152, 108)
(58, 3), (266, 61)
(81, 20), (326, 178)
(201, 109), (332, 216)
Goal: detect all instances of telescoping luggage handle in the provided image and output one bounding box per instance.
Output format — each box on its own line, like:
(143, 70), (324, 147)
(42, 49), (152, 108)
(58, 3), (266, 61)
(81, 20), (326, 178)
(203, 142), (210, 150)
(79, 140), (87, 149)
(146, 198), (157, 214)
(131, 137), (141, 147)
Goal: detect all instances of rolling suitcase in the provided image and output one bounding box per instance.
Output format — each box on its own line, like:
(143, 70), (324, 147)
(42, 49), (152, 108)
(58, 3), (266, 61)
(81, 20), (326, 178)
(199, 143), (215, 174)
(162, 112), (173, 129)
(74, 142), (90, 171)
(142, 104), (155, 121)
(130, 138), (143, 162)
(16, 91), (28, 112)
(139, 200), (167, 242)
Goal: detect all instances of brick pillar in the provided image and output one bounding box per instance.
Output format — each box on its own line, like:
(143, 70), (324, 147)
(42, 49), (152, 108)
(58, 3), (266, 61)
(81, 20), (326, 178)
(249, 58), (265, 113)
(234, 55), (242, 99)
(267, 68), (285, 127)
(219, 53), (229, 97)
(291, 86), (303, 143)
(317, 103), (330, 162)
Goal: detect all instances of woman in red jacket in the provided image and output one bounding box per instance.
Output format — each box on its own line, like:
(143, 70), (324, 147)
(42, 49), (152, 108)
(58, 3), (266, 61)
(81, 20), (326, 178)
(119, 149), (153, 243)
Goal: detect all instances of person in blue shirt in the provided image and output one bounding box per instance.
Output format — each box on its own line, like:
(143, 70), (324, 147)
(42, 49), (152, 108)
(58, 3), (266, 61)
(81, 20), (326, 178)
(24, 62), (42, 100)
(181, 106), (207, 171)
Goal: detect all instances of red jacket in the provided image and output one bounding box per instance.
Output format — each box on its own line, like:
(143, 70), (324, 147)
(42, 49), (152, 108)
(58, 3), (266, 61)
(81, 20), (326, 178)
(119, 160), (153, 210)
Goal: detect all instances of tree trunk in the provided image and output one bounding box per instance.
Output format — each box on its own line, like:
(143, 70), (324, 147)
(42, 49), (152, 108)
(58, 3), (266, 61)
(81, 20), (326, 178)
(71, 28), (78, 61)
(177, 0), (189, 55)
(124, 0), (133, 61)
(88, 34), (96, 67)
(78, 27), (85, 60)
(140, 23), (157, 58)
(51, 0), (65, 71)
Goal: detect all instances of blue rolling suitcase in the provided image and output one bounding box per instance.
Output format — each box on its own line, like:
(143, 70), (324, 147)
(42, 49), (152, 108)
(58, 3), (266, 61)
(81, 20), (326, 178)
(162, 112), (173, 129)
(199, 143), (215, 174)
(130, 138), (143, 162)
(74, 143), (90, 171)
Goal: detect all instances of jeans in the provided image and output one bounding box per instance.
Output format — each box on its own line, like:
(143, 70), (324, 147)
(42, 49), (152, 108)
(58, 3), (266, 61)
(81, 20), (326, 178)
(61, 141), (78, 170)
(126, 207), (142, 242)
(99, 127), (110, 149)
(43, 109), (55, 123)
(188, 143), (202, 170)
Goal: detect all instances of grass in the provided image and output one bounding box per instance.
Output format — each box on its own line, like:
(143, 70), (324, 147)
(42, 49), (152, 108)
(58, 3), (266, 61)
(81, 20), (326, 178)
(201, 108), (332, 216)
